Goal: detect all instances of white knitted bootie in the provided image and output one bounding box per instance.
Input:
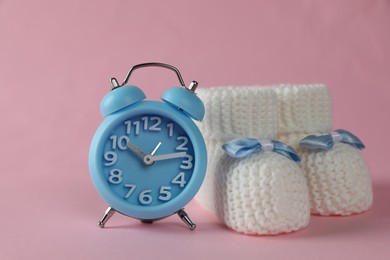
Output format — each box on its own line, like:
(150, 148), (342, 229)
(299, 130), (373, 216)
(196, 86), (310, 235)
(273, 85), (373, 216)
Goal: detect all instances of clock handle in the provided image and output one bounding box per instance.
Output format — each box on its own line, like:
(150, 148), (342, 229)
(111, 62), (197, 92)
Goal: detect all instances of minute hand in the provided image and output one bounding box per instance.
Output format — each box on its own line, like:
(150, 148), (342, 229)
(149, 152), (187, 162)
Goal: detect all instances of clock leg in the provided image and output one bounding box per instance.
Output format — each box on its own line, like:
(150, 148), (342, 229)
(177, 209), (196, 230)
(98, 207), (116, 228)
(140, 219), (154, 224)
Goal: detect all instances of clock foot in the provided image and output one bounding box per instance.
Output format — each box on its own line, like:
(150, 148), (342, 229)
(177, 209), (196, 230)
(141, 219), (154, 224)
(98, 207), (116, 228)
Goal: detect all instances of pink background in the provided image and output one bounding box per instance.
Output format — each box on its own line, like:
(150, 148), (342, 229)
(1, 0), (389, 259)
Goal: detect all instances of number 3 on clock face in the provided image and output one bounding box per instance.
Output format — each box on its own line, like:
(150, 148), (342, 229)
(101, 113), (195, 209)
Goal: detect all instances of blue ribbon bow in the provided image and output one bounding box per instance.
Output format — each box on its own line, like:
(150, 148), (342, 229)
(222, 138), (301, 162)
(299, 129), (365, 150)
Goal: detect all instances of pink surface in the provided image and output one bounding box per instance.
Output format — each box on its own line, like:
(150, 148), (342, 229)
(1, 0), (389, 259)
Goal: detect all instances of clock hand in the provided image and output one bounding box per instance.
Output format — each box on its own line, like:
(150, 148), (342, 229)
(150, 142), (162, 156)
(145, 152), (187, 163)
(126, 140), (147, 160)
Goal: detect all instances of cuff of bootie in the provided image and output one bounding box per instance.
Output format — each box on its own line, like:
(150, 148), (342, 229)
(197, 86), (278, 141)
(273, 84), (333, 134)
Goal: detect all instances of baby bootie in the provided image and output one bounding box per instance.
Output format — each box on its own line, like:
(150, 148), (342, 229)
(299, 130), (373, 215)
(273, 84), (373, 216)
(196, 86), (310, 235)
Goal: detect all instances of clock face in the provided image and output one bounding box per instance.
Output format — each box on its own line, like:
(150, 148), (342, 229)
(100, 113), (195, 209)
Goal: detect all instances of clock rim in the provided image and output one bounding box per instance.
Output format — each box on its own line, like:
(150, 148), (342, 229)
(89, 100), (207, 220)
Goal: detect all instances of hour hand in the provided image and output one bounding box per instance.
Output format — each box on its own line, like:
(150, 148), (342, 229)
(126, 140), (147, 160)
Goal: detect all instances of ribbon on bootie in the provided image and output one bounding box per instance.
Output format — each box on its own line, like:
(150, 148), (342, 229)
(222, 138), (301, 162)
(299, 129), (365, 150)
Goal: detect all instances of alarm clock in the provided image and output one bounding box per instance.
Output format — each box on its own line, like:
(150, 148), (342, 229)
(89, 63), (207, 230)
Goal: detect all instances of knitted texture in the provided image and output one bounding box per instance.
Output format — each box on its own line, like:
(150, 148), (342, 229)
(196, 139), (310, 235)
(273, 84), (372, 215)
(300, 143), (373, 215)
(195, 86), (310, 235)
(273, 84), (332, 135)
(197, 86), (278, 141)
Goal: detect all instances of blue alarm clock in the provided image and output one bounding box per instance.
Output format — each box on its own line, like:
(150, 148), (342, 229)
(89, 63), (207, 230)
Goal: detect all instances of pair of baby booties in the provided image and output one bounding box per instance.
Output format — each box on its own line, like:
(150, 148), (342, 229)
(195, 85), (373, 235)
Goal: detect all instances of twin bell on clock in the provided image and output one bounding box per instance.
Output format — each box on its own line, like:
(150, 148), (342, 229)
(89, 63), (207, 230)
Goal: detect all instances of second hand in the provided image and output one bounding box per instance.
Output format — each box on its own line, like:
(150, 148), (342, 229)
(151, 142), (162, 156)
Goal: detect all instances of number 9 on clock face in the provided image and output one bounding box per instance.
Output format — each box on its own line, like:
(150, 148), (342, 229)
(100, 113), (196, 214)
